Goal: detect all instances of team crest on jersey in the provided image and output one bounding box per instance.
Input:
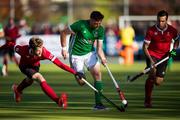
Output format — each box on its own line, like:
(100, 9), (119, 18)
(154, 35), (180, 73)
(167, 32), (170, 36)
(154, 32), (158, 35)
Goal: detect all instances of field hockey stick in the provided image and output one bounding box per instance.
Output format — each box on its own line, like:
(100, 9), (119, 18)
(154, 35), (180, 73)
(81, 78), (125, 112)
(127, 39), (175, 82)
(127, 56), (170, 82)
(104, 64), (128, 109)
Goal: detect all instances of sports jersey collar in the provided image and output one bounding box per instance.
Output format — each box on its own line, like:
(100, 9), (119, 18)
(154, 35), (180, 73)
(155, 24), (168, 32)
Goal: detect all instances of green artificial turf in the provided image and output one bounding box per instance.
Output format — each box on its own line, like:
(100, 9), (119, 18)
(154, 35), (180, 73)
(0, 62), (180, 120)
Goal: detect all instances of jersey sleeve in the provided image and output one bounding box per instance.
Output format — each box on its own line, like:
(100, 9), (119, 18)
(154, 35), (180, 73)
(69, 20), (82, 33)
(42, 47), (76, 74)
(173, 29), (179, 41)
(176, 34), (180, 41)
(144, 28), (152, 44)
(14, 45), (22, 55)
(97, 27), (105, 41)
(42, 47), (56, 61)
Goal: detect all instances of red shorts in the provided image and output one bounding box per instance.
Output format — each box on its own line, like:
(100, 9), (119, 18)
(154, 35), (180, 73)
(19, 65), (40, 79)
(0, 44), (15, 57)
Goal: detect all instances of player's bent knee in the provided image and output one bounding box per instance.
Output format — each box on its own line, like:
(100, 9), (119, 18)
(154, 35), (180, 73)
(32, 73), (45, 82)
(25, 77), (34, 84)
(155, 77), (164, 86)
(94, 72), (101, 79)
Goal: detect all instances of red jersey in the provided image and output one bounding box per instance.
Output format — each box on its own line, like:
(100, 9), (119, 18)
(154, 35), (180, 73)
(15, 45), (76, 74)
(144, 24), (178, 59)
(15, 45), (55, 67)
(4, 25), (20, 47)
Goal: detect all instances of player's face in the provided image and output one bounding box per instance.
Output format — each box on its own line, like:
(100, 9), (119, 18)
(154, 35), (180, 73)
(90, 19), (102, 29)
(33, 46), (43, 57)
(157, 16), (167, 30)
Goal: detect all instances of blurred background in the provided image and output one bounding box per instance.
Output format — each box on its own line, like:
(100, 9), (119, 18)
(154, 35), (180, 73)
(0, 0), (180, 63)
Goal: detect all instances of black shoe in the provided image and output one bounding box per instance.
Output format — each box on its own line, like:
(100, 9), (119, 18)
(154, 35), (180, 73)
(93, 103), (108, 110)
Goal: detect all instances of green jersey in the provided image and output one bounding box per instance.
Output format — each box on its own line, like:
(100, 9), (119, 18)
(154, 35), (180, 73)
(69, 20), (105, 56)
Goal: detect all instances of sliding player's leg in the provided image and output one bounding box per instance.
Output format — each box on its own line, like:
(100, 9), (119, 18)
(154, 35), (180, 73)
(33, 72), (67, 109)
(12, 77), (33, 103)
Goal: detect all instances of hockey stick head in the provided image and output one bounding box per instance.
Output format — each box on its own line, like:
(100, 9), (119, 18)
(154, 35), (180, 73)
(119, 100), (128, 112)
(118, 91), (128, 112)
(127, 75), (131, 82)
(127, 72), (144, 82)
(127, 75), (135, 82)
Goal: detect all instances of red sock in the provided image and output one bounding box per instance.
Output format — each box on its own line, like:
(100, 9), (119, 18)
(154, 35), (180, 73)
(145, 78), (154, 103)
(17, 78), (34, 93)
(40, 81), (59, 103)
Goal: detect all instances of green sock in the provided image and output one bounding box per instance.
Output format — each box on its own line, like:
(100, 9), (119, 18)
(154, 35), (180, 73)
(0, 64), (2, 72)
(94, 81), (103, 105)
(167, 57), (173, 71)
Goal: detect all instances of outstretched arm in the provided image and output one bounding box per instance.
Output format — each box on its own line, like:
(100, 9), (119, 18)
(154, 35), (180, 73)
(52, 57), (76, 74)
(52, 57), (86, 86)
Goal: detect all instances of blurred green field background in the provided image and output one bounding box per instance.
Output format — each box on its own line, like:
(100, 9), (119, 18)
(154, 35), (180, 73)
(0, 62), (180, 120)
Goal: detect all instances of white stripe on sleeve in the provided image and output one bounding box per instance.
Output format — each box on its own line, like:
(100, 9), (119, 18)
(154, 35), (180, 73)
(174, 35), (179, 41)
(98, 39), (103, 41)
(68, 25), (74, 33)
(51, 56), (56, 62)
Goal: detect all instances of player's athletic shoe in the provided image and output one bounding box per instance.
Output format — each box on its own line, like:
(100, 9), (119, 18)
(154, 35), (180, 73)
(58, 93), (67, 109)
(144, 103), (152, 108)
(144, 99), (152, 108)
(12, 84), (22, 103)
(93, 103), (108, 110)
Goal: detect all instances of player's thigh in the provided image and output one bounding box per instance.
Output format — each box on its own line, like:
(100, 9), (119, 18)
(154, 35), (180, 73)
(86, 52), (101, 79)
(156, 59), (168, 78)
(155, 60), (168, 85)
(32, 72), (45, 83)
(85, 51), (99, 69)
(19, 65), (40, 79)
(70, 55), (85, 73)
(9, 47), (15, 58)
(0, 45), (8, 55)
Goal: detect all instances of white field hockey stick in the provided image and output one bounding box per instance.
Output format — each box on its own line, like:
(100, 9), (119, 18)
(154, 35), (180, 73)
(127, 39), (175, 82)
(81, 78), (125, 112)
(104, 64), (128, 109)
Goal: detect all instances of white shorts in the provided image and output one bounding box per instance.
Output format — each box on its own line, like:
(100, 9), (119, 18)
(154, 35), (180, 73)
(70, 51), (99, 73)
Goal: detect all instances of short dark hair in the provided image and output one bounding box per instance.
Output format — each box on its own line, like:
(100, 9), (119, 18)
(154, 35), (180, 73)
(29, 36), (43, 50)
(90, 11), (104, 20)
(157, 10), (168, 20)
